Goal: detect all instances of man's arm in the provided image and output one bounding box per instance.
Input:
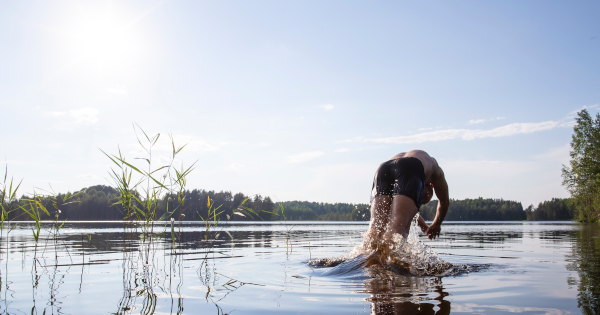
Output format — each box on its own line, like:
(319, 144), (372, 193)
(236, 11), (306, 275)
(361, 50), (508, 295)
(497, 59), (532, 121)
(417, 214), (429, 233)
(426, 168), (449, 239)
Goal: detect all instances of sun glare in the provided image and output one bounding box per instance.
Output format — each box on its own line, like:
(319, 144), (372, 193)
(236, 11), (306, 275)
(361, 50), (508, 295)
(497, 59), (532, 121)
(60, 4), (144, 76)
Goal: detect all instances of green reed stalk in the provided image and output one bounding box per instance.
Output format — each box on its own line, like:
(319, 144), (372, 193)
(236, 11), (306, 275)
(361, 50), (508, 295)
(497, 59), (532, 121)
(0, 166), (22, 296)
(0, 167), (22, 261)
(102, 125), (195, 230)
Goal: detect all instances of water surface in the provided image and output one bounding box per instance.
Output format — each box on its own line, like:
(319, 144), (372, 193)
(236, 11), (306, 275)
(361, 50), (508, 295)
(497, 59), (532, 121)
(0, 221), (597, 314)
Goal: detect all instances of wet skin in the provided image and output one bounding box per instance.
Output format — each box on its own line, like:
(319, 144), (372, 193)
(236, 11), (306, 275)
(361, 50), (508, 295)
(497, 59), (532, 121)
(365, 150), (449, 248)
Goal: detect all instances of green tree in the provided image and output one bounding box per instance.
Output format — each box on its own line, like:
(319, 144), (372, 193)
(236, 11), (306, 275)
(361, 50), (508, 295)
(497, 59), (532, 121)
(562, 109), (600, 222)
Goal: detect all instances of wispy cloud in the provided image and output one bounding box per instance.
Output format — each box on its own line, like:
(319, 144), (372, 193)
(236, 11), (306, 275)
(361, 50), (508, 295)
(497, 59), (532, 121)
(69, 108), (99, 124)
(569, 104), (598, 115)
(287, 151), (324, 163)
(41, 107), (99, 128)
(467, 117), (505, 125)
(320, 104), (334, 111)
(334, 148), (350, 153)
(467, 119), (486, 125)
(356, 120), (562, 144)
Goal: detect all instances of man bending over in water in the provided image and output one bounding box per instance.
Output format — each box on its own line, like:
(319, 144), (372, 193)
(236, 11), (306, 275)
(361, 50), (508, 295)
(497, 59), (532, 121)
(365, 150), (449, 250)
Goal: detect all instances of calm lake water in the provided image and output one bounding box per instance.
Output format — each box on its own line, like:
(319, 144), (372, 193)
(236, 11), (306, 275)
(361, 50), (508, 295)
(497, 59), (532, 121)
(0, 221), (598, 314)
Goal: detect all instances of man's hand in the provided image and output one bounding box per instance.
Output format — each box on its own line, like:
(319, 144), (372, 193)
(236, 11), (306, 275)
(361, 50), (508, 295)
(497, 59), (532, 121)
(425, 222), (441, 240)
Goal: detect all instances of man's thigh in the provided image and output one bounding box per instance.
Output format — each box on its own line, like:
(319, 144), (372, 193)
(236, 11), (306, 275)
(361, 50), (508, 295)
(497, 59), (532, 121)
(388, 195), (419, 235)
(369, 195), (392, 234)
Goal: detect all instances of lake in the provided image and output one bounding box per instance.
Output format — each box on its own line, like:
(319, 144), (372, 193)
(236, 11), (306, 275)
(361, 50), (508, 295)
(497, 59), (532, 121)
(0, 221), (598, 314)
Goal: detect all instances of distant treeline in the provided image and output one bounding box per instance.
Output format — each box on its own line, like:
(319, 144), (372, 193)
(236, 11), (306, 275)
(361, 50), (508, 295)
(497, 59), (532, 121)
(6, 185), (573, 221)
(419, 198), (527, 221)
(419, 197), (574, 221)
(7, 185), (368, 222)
(525, 198), (575, 221)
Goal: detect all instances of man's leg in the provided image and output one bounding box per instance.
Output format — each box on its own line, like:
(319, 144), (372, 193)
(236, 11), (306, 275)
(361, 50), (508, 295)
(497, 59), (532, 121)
(385, 195), (419, 239)
(364, 195), (392, 248)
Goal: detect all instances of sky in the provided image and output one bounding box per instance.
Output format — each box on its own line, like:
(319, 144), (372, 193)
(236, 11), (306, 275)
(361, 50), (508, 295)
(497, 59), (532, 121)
(1, 0), (599, 207)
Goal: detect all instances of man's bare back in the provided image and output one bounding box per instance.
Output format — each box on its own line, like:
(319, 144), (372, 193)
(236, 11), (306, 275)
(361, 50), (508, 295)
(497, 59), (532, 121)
(365, 150), (449, 250)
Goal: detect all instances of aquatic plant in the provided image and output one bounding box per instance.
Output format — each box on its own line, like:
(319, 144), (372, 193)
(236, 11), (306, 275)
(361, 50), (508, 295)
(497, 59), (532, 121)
(101, 125), (198, 313)
(101, 124), (195, 235)
(0, 168), (21, 261)
(0, 167), (21, 232)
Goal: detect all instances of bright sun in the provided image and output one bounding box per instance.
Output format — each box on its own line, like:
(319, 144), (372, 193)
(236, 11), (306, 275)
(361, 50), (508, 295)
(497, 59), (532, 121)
(58, 3), (146, 77)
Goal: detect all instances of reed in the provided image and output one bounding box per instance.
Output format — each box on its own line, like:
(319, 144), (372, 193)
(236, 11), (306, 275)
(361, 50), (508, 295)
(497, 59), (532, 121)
(1, 125), (297, 314)
(101, 124), (195, 236)
(0, 167), (21, 259)
(101, 125), (198, 313)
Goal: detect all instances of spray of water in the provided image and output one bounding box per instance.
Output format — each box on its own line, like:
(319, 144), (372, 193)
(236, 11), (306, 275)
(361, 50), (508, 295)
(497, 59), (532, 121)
(310, 215), (458, 276)
(358, 215), (452, 276)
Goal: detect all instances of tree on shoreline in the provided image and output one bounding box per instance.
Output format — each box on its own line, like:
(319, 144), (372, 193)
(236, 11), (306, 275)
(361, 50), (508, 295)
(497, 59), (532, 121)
(562, 109), (600, 223)
(525, 198), (575, 221)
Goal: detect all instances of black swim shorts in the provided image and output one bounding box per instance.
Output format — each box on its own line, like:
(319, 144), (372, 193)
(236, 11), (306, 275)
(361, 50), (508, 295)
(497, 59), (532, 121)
(370, 157), (426, 208)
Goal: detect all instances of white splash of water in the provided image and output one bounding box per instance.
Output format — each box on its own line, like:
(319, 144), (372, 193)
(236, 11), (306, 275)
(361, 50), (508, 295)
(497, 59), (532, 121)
(351, 215), (453, 276)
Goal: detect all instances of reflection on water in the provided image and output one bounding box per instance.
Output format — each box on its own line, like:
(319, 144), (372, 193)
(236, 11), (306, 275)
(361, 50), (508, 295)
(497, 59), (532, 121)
(0, 221), (597, 314)
(362, 275), (450, 315)
(568, 223), (600, 314)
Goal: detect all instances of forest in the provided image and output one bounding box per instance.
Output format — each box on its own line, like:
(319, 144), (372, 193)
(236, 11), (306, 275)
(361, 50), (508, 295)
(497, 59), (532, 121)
(5, 185), (573, 222)
(524, 198), (575, 221)
(6, 185), (368, 222)
(419, 198), (527, 221)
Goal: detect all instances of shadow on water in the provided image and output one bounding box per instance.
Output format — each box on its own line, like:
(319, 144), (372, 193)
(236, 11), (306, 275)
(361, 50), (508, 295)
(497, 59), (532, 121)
(567, 223), (600, 315)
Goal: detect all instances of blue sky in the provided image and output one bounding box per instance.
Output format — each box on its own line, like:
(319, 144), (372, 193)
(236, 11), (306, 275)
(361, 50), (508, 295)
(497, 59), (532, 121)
(1, 1), (599, 207)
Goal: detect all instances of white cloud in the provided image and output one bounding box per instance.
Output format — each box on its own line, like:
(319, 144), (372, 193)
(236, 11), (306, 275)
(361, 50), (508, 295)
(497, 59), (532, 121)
(365, 120), (561, 144)
(320, 104), (334, 111)
(39, 107), (99, 129)
(69, 108), (99, 124)
(467, 116), (506, 125)
(462, 121), (559, 140)
(334, 148), (350, 153)
(48, 111), (67, 117)
(287, 151), (324, 163)
(569, 104), (598, 115)
(467, 119), (486, 125)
